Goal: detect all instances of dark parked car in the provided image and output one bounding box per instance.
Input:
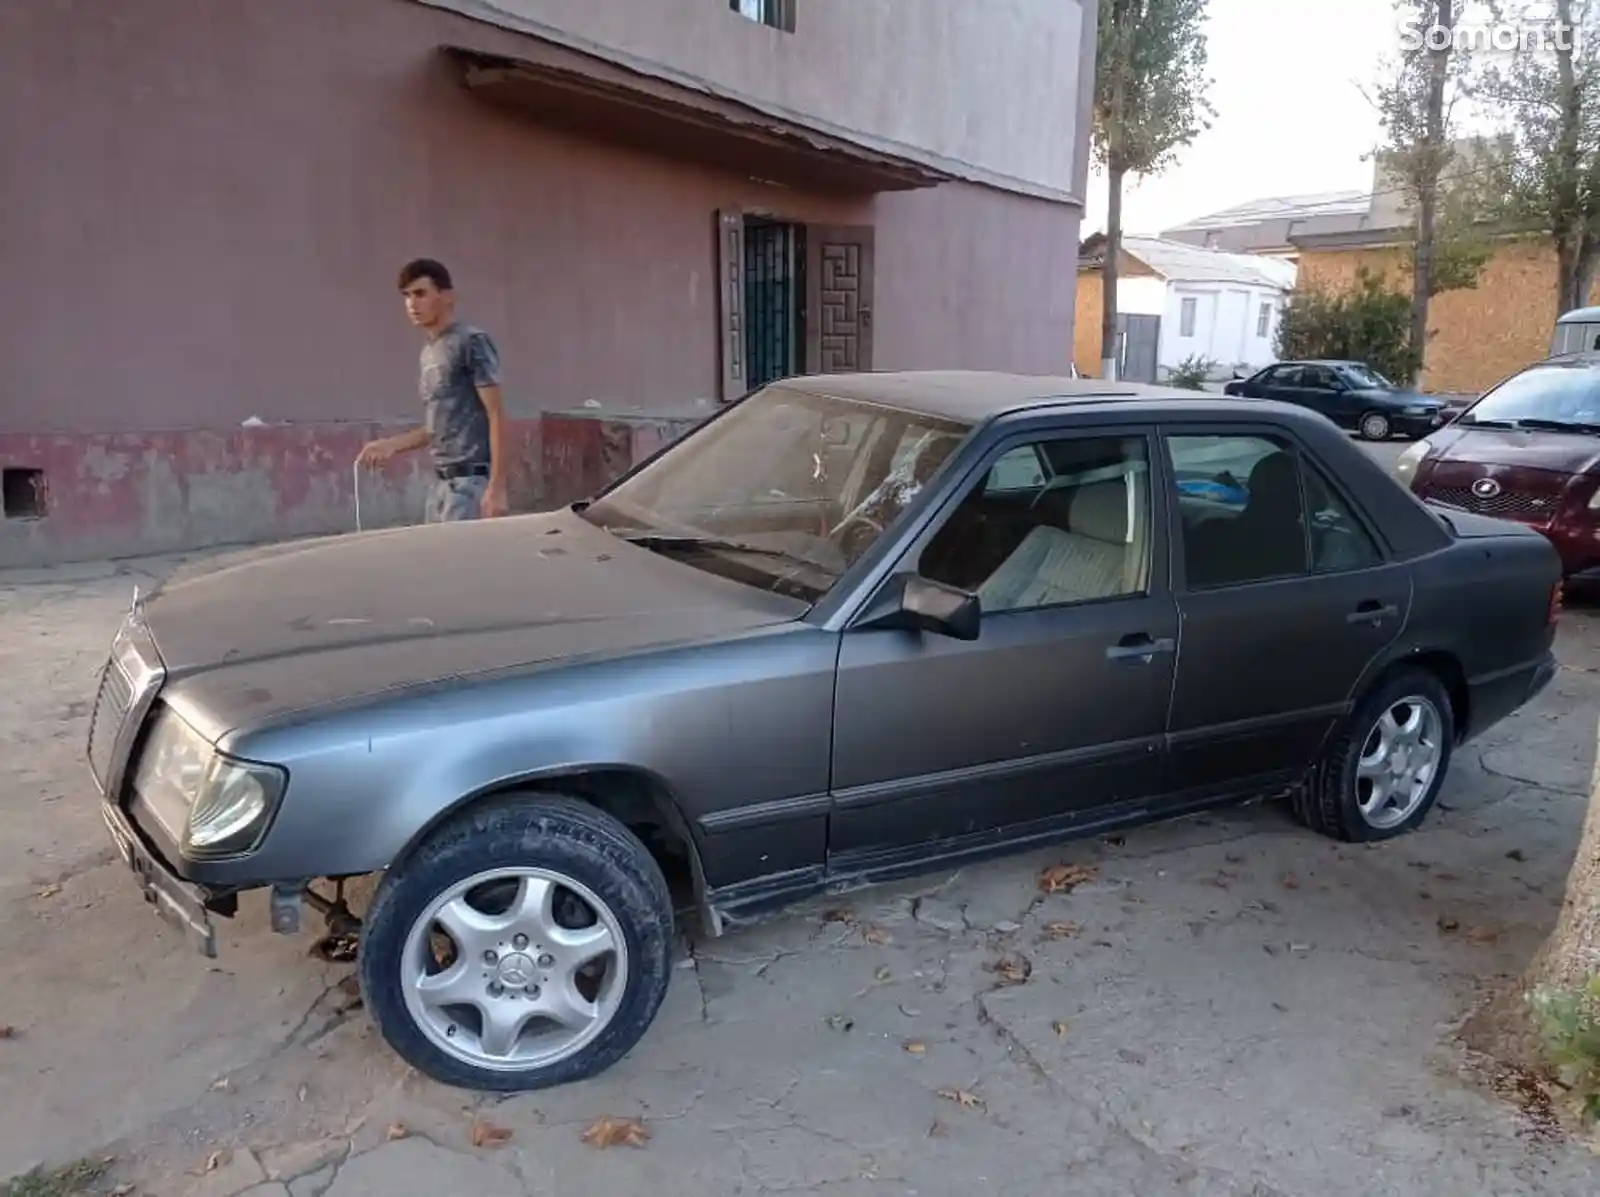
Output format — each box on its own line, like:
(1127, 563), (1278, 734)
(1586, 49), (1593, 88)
(85, 371), (1560, 1093)
(1397, 352), (1600, 583)
(1224, 360), (1447, 441)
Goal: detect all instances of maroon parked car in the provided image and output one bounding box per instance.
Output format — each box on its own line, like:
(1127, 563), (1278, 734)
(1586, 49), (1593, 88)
(1396, 354), (1600, 581)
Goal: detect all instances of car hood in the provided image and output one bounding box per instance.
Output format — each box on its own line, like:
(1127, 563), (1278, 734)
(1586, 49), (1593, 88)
(142, 507), (807, 736)
(1427, 424), (1600, 475)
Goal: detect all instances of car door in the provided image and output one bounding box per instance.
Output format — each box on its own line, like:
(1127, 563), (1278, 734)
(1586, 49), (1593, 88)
(1287, 364), (1342, 421)
(1160, 426), (1411, 799)
(1254, 364), (1301, 402)
(827, 426), (1179, 863)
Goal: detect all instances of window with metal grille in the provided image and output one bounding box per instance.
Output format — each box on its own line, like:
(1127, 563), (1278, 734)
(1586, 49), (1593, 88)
(730, 0), (795, 32)
(743, 219), (804, 388)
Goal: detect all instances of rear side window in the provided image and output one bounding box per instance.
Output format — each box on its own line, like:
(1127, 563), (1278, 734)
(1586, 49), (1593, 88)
(1166, 434), (1381, 588)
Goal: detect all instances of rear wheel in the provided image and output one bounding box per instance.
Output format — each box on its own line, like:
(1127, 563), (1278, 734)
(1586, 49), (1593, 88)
(1294, 667), (1455, 842)
(1359, 411), (1393, 441)
(358, 794), (675, 1092)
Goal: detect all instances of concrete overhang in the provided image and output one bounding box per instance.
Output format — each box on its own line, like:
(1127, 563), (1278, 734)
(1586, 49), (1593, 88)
(443, 44), (953, 195)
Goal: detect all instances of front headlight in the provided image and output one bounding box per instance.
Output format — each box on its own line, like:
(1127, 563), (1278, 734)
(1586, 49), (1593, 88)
(1394, 437), (1434, 487)
(133, 710), (286, 858)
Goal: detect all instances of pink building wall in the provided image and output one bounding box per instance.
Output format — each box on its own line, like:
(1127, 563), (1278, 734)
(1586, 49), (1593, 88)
(0, 0), (1083, 565)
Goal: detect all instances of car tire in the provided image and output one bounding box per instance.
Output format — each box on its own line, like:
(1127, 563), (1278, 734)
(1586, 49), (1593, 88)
(1358, 411), (1392, 441)
(1293, 666), (1455, 843)
(358, 793), (675, 1092)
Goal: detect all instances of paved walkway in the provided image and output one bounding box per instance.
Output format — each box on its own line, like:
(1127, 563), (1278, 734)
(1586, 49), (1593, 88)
(2, 550), (1598, 1196)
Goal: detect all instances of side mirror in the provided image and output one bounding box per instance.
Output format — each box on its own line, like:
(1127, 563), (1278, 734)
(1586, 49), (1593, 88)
(899, 575), (981, 640)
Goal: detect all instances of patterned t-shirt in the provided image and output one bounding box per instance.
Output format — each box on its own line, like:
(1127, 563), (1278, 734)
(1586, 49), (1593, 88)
(419, 323), (501, 470)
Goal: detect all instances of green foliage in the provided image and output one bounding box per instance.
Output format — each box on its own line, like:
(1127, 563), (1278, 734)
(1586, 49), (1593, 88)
(1276, 268), (1421, 383)
(1092, 0), (1216, 176)
(1528, 975), (1600, 1123)
(1167, 355), (1216, 390)
(1476, 0), (1600, 310)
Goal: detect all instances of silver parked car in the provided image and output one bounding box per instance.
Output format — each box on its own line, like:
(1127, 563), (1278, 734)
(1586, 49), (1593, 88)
(86, 371), (1560, 1092)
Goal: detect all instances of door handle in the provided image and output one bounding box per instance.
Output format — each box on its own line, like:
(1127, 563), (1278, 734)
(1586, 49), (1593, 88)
(1106, 633), (1176, 662)
(1345, 601), (1399, 626)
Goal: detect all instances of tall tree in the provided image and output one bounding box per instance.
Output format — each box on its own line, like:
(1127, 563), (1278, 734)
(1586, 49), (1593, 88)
(1370, 1), (1490, 383)
(1091, 0), (1214, 379)
(1478, 0), (1600, 313)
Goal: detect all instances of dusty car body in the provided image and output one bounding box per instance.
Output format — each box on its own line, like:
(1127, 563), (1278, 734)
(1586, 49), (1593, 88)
(86, 371), (1561, 1092)
(1397, 353), (1600, 583)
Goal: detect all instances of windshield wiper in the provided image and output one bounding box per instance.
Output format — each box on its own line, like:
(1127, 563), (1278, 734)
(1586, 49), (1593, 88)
(616, 532), (813, 563)
(1461, 417), (1523, 429)
(1503, 417), (1600, 435)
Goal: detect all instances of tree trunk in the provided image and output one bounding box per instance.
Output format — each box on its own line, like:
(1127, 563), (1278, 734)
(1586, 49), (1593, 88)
(1408, 0), (1452, 384)
(1100, 163), (1125, 381)
(1551, 0), (1585, 316)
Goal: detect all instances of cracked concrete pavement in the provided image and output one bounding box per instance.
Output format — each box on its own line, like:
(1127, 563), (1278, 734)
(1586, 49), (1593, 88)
(4, 523), (1600, 1195)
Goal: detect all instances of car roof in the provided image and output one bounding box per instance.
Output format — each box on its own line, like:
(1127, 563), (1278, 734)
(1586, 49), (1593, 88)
(1540, 351), (1600, 367)
(1555, 306), (1600, 324)
(772, 369), (1269, 424)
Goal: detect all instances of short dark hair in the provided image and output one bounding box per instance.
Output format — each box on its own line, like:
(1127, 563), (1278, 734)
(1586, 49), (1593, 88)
(397, 258), (452, 292)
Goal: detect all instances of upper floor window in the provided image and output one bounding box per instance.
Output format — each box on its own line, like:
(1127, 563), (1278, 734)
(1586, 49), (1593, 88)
(1179, 297), (1198, 337)
(1257, 302), (1272, 337)
(731, 0), (795, 32)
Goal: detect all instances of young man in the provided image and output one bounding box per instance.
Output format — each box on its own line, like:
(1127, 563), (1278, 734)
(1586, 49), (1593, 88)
(358, 259), (509, 521)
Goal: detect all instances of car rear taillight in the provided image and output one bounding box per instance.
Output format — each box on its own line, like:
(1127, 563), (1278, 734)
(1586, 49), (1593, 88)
(1549, 581), (1564, 626)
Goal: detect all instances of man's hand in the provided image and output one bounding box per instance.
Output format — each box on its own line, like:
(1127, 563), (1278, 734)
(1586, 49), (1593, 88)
(482, 478), (510, 518)
(357, 437), (398, 469)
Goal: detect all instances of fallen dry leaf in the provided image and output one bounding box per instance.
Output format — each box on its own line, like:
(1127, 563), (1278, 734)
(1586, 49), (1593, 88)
(1280, 874), (1300, 890)
(0, 1025), (15, 1040)
(874, 965), (892, 982)
(927, 1119), (948, 1138)
(580, 1116), (650, 1149)
(204, 1149), (232, 1173)
(822, 908), (856, 925)
(1467, 925), (1501, 944)
(1052, 1020), (1070, 1036)
(386, 1123), (410, 1142)
(824, 1013), (855, 1032)
(210, 1077), (230, 1091)
(937, 1087), (984, 1109)
(989, 955), (1032, 985)
(1038, 863), (1098, 894)
(36, 883), (61, 899)
(1043, 920), (1080, 940)
(903, 1039), (927, 1054)
(110, 1185), (134, 1197)
(471, 1122), (513, 1149)
(337, 974), (362, 998)
(862, 925), (891, 946)
(1437, 915), (1461, 933)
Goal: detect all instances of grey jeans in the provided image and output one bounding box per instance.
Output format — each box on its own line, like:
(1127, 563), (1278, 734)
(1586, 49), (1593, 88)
(426, 474), (488, 523)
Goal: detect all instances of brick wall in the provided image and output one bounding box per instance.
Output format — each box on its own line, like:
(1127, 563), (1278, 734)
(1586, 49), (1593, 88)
(1295, 238), (1595, 394)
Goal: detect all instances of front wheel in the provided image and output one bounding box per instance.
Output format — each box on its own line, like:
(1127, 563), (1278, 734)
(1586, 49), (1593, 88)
(1294, 667), (1455, 842)
(358, 795), (675, 1092)
(1359, 411), (1393, 441)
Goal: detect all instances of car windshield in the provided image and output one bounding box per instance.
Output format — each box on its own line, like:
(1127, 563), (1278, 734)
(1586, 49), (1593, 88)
(1339, 364), (1393, 389)
(1461, 362), (1600, 431)
(579, 383), (973, 601)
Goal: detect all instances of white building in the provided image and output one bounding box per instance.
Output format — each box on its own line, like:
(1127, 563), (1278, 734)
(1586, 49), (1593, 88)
(1079, 236), (1297, 383)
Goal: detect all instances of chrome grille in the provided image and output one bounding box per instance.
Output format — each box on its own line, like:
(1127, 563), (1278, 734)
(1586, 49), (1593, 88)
(86, 658), (135, 787)
(1420, 484), (1556, 522)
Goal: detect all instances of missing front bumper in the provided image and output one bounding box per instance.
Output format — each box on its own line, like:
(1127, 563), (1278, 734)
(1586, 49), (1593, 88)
(101, 801), (219, 958)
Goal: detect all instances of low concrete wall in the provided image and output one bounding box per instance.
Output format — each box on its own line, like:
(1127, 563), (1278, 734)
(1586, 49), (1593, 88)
(0, 410), (704, 568)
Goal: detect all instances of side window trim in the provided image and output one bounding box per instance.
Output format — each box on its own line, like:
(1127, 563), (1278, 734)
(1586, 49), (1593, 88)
(1159, 423), (1394, 593)
(851, 424), (1169, 622)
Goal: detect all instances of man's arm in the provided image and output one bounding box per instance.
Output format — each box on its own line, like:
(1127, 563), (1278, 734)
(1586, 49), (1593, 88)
(478, 383), (509, 516)
(357, 425), (431, 467)
(468, 331), (510, 517)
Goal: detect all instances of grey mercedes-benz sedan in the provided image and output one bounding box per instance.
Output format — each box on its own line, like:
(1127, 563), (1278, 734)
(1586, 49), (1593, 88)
(84, 371), (1561, 1091)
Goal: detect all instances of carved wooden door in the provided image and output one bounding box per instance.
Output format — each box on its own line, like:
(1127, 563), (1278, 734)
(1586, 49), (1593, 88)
(804, 225), (874, 374)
